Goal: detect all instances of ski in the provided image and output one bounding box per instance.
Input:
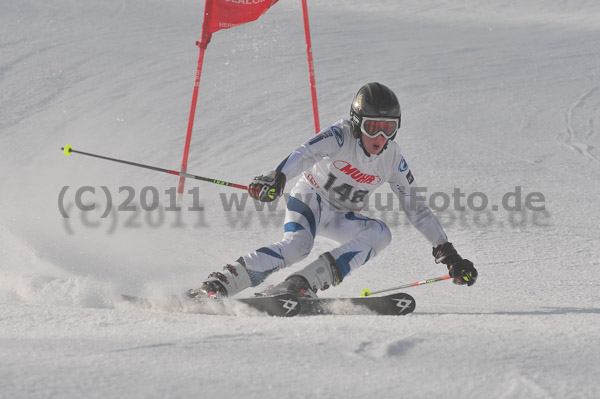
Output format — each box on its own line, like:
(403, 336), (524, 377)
(298, 292), (416, 316)
(120, 292), (415, 317)
(120, 293), (301, 317)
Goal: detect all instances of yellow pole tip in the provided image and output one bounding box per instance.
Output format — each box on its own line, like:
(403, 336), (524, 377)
(64, 145), (73, 156)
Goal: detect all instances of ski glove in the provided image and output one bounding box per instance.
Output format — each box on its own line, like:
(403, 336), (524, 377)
(248, 171), (286, 202)
(433, 242), (478, 286)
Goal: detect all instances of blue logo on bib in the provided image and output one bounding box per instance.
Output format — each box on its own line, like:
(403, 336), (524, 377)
(398, 156), (408, 172)
(332, 126), (344, 148)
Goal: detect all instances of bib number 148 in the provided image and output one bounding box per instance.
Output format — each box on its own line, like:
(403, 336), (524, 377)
(323, 173), (369, 203)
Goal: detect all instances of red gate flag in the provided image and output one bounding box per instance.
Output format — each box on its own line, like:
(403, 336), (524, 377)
(178, 0), (280, 198)
(201, 0), (280, 47)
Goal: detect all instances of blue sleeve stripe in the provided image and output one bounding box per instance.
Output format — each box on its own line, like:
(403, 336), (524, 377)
(308, 135), (325, 146)
(286, 196), (316, 238)
(344, 212), (369, 223)
(335, 251), (360, 277)
(275, 155), (291, 172)
(284, 222), (306, 233)
(363, 249), (373, 265)
(256, 247), (284, 260)
(247, 268), (278, 286)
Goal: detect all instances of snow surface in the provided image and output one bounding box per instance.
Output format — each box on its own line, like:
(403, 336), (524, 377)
(1, 0), (599, 398)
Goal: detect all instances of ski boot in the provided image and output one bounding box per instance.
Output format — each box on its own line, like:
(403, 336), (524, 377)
(260, 275), (318, 299)
(259, 252), (343, 299)
(186, 257), (252, 300)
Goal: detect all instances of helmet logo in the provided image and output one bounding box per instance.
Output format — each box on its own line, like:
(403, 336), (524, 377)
(354, 93), (363, 110)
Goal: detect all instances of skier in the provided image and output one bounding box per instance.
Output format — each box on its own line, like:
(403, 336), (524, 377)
(187, 82), (477, 299)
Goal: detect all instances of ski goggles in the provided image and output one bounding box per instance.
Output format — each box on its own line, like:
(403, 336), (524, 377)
(360, 117), (399, 139)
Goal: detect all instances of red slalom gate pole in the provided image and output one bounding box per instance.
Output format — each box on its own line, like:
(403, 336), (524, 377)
(301, 0), (320, 134)
(177, 40), (209, 200)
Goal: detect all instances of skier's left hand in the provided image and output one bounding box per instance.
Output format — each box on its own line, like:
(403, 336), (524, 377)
(248, 171), (286, 202)
(447, 258), (477, 286)
(433, 242), (478, 286)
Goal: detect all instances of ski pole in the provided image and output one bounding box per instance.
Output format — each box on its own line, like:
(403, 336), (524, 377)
(361, 275), (452, 296)
(61, 145), (248, 190)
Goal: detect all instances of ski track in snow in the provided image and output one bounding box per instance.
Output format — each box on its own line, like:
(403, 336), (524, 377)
(1, 0), (600, 398)
(565, 86), (600, 164)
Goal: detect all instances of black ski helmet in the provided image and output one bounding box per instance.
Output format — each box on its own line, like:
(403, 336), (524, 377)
(350, 82), (401, 141)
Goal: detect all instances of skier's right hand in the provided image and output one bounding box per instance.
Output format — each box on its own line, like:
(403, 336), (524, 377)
(248, 171), (286, 202)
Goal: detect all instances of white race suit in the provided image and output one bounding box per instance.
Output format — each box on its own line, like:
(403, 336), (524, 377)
(242, 119), (448, 286)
